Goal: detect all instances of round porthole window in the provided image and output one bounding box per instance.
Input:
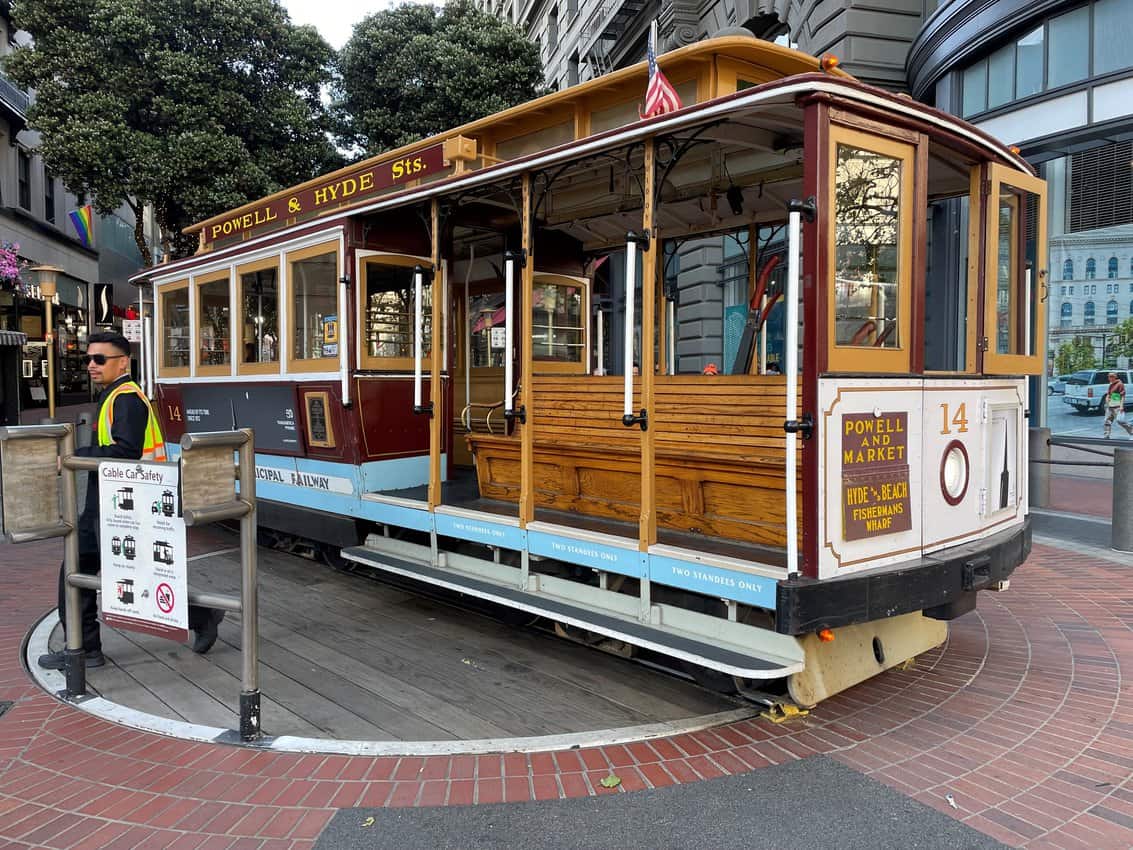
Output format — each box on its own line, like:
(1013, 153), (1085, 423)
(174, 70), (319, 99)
(940, 440), (969, 506)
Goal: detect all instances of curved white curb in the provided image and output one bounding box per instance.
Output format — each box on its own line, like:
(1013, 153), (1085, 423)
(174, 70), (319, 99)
(26, 611), (756, 755)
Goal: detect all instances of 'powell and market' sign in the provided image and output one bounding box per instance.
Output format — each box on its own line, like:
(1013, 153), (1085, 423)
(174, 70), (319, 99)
(202, 144), (446, 244)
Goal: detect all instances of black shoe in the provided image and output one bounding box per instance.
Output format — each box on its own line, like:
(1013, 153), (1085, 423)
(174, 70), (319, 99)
(192, 610), (225, 654)
(37, 650), (106, 670)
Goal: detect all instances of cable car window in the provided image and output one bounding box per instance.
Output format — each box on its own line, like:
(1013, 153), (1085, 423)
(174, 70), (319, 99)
(196, 272), (231, 371)
(239, 261), (279, 371)
(470, 291), (505, 368)
(159, 281), (189, 375)
(361, 258), (431, 370)
(532, 278), (584, 366)
(833, 144), (902, 350)
(288, 245), (338, 369)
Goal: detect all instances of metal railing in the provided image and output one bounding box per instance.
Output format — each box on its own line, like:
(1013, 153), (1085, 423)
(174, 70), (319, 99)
(0, 71), (30, 117)
(0, 424), (263, 741)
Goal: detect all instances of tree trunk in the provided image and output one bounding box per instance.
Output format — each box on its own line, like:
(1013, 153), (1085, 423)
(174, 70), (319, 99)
(128, 198), (152, 268)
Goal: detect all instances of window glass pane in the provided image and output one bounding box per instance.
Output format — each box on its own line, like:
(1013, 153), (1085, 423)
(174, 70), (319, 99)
(470, 292), (505, 367)
(1049, 7), (1089, 87)
(962, 61), (987, 117)
(364, 262), (430, 360)
(987, 45), (1015, 109)
(291, 251), (338, 360)
(834, 144), (902, 349)
(1016, 26), (1044, 98)
(992, 185), (1040, 356)
(241, 268), (279, 364)
(1095, 0), (1133, 75)
(533, 281), (584, 363)
(198, 278), (230, 366)
(161, 287), (189, 369)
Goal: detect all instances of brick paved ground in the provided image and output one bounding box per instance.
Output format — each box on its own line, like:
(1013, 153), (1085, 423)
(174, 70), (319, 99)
(1, 533), (1131, 849)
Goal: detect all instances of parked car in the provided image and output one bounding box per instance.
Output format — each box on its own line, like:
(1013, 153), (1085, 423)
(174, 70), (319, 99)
(1063, 369), (1133, 413)
(1048, 374), (1072, 394)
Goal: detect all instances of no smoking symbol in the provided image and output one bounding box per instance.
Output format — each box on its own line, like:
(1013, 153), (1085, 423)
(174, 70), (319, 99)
(156, 583), (175, 614)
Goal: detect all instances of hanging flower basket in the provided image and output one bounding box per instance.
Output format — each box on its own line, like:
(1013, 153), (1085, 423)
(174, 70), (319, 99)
(0, 242), (28, 294)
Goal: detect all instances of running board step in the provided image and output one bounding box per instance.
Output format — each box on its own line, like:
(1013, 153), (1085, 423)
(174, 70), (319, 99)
(340, 545), (803, 680)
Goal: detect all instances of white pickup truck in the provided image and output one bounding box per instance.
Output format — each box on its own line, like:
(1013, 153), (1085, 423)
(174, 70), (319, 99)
(1063, 369), (1133, 413)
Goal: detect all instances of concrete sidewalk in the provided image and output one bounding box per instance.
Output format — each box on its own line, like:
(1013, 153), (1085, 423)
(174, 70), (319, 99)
(2, 518), (1132, 848)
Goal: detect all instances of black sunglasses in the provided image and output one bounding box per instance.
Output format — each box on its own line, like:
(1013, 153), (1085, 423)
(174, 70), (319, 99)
(81, 353), (127, 366)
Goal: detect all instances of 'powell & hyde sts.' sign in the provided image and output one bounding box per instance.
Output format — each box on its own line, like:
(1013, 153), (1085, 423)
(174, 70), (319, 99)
(200, 143), (447, 246)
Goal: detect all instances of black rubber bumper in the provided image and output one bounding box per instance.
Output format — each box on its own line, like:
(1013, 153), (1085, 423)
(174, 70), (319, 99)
(775, 517), (1032, 636)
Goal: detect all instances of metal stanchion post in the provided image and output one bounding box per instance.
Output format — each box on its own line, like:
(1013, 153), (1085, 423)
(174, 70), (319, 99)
(59, 425), (86, 697)
(1113, 447), (1133, 552)
(237, 430), (260, 742)
(1029, 427), (1051, 509)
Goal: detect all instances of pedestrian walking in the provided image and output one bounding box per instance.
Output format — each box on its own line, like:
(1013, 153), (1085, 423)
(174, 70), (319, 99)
(1103, 371), (1133, 439)
(38, 332), (224, 670)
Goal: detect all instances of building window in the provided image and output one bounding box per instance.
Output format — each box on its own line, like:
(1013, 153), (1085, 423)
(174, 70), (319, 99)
(1109, 257), (1119, 278)
(17, 150), (31, 210)
(1015, 26), (1044, 99)
(568, 52), (580, 87)
(1129, 300), (1133, 314)
(962, 1), (1130, 116)
(1070, 285), (1075, 295)
(44, 173), (55, 225)
(1063, 259), (1073, 280)
(1049, 6), (1090, 88)
(1085, 301), (1096, 325)
(1108, 300), (1120, 324)
(1087, 258), (1096, 279)
(1069, 141), (1133, 233)
(1095, 0), (1133, 76)
(1061, 302), (1073, 327)
(1061, 285), (1067, 296)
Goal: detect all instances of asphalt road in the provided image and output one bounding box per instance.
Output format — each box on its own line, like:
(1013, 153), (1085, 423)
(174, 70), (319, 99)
(1042, 390), (1119, 438)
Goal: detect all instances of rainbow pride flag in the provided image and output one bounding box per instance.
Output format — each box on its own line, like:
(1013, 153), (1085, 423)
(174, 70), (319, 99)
(68, 205), (93, 248)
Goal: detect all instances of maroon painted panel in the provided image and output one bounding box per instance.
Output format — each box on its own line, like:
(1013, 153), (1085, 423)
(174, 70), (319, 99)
(356, 377), (433, 460)
(296, 383), (358, 464)
(154, 384), (186, 443)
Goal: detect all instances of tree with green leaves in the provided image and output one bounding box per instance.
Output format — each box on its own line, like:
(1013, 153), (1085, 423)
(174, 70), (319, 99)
(5, 0), (341, 263)
(1054, 335), (1097, 375)
(335, 0), (545, 157)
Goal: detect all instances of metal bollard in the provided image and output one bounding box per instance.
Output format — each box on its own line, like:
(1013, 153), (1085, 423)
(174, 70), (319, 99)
(75, 412), (93, 450)
(1113, 447), (1133, 552)
(1028, 427), (1051, 510)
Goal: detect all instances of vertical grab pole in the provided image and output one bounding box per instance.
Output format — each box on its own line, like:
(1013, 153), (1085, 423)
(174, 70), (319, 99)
(784, 208), (802, 578)
(596, 308), (605, 376)
(504, 252), (516, 416)
(414, 265), (424, 410)
(623, 237), (638, 420)
(412, 266), (433, 416)
(60, 425), (86, 698)
(238, 429), (260, 741)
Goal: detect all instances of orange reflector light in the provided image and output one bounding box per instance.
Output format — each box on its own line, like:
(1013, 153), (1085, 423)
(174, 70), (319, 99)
(817, 628), (835, 642)
(821, 55), (840, 72)
(1009, 145), (1021, 155)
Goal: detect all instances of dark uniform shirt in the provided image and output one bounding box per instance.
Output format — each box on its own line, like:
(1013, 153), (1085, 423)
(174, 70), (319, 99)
(77, 374), (151, 554)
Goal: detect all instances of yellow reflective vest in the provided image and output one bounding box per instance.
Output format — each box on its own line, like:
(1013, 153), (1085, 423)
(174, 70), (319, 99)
(96, 380), (168, 462)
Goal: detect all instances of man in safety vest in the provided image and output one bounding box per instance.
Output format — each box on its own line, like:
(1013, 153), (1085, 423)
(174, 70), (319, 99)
(38, 332), (223, 669)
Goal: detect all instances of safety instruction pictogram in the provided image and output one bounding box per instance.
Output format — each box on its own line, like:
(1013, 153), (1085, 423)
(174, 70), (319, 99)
(99, 461), (188, 642)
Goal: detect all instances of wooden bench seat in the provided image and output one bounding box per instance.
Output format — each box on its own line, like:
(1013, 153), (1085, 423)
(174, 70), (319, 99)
(466, 375), (801, 547)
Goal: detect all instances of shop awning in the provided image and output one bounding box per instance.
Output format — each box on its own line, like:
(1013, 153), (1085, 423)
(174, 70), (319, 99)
(0, 330), (28, 346)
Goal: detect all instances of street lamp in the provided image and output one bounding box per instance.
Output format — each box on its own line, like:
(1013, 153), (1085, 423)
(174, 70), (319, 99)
(30, 264), (63, 420)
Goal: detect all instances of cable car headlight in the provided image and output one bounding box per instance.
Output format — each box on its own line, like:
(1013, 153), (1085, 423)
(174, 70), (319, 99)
(940, 440), (969, 506)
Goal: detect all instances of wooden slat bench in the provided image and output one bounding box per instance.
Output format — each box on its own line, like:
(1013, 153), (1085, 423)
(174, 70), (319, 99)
(467, 375), (801, 547)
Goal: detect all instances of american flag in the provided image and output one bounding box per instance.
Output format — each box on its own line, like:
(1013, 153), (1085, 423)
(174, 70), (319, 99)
(642, 21), (682, 119)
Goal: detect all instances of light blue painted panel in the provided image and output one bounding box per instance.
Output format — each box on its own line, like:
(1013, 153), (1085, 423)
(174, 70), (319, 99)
(527, 530), (644, 578)
(359, 455), (439, 492)
(435, 513), (525, 550)
(358, 498), (433, 532)
(650, 553), (777, 610)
